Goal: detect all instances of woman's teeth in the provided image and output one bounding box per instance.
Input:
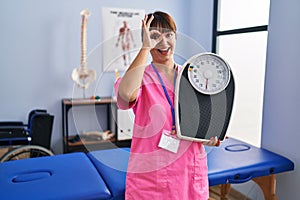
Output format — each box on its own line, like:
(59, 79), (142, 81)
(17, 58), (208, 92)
(158, 48), (170, 54)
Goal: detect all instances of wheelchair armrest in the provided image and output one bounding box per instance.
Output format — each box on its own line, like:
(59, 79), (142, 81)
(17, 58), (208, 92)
(0, 121), (25, 127)
(0, 122), (29, 140)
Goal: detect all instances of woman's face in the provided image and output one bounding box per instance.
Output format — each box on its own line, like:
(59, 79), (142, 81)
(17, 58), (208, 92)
(150, 28), (176, 64)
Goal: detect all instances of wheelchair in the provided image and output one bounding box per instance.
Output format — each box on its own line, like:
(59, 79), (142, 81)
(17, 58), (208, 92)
(0, 109), (54, 162)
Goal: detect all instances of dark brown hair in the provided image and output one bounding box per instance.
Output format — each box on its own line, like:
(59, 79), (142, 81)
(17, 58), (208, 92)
(141, 11), (177, 41)
(146, 11), (177, 33)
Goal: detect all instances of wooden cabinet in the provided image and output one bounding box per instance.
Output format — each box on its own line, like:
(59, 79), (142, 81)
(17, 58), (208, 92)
(61, 98), (131, 153)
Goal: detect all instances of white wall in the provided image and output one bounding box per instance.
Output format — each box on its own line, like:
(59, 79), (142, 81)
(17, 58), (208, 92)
(0, 0), (213, 154)
(262, 0), (300, 199)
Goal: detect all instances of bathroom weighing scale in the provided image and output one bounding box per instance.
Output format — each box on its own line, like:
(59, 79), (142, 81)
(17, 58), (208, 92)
(175, 52), (235, 142)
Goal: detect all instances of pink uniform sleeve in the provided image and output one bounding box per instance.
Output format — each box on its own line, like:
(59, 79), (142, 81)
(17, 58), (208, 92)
(114, 78), (140, 110)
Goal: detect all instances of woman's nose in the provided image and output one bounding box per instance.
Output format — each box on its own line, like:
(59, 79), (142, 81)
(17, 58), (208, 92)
(158, 35), (168, 45)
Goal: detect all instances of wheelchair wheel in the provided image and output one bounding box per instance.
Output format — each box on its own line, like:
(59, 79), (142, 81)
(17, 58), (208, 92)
(0, 145), (54, 162)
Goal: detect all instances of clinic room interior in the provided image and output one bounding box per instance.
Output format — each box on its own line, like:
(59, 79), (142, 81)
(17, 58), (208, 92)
(0, 0), (299, 199)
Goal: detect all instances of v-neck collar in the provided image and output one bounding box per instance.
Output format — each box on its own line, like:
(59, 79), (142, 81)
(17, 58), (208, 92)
(151, 63), (177, 92)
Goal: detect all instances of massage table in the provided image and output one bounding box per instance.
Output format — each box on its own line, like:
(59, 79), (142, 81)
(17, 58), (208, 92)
(0, 138), (294, 200)
(207, 138), (294, 199)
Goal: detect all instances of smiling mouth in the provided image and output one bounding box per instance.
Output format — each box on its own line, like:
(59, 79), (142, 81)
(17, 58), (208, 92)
(157, 47), (170, 55)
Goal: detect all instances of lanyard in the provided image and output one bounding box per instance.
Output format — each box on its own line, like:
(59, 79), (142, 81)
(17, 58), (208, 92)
(151, 63), (177, 133)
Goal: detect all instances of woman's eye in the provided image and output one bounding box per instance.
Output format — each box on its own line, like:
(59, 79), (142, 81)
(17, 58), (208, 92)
(150, 33), (160, 40)
(166, 33), (174, 38)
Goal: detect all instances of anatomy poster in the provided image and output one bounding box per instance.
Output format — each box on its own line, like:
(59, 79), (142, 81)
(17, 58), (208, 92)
(102, 7), (145, 72)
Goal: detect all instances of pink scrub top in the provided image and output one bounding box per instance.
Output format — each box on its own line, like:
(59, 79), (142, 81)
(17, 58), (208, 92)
(114, 64), (209, 200)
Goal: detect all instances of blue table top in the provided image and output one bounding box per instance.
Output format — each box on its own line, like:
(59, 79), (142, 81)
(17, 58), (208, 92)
(206, 138), (294, 185)
(0, 153), (111, 200)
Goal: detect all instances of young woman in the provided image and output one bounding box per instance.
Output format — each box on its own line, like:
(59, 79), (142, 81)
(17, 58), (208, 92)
(115, 11), (218, 200)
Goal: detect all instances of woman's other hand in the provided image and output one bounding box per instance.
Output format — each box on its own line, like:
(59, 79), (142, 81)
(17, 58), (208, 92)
(202, 136), (220, 147)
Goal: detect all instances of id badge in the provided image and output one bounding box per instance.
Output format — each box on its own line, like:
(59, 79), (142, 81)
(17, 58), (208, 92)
(158, 129), (180, 153)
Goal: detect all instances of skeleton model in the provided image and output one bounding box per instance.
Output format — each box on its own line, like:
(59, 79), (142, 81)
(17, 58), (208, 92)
(72, 9), (96, 98)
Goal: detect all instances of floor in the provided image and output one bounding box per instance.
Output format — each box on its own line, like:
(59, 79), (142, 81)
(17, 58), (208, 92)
(209, 185), (251, 200)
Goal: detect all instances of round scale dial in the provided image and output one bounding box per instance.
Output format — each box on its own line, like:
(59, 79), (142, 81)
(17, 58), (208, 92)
(187, 53), (231, 95)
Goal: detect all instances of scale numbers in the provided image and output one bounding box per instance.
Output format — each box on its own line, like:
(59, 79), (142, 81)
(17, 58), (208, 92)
(187, 53), (231, 95)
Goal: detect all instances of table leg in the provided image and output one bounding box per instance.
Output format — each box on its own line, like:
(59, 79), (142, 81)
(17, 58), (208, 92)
(253, 174), (277, 200)
(220, 184), (231, 200)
